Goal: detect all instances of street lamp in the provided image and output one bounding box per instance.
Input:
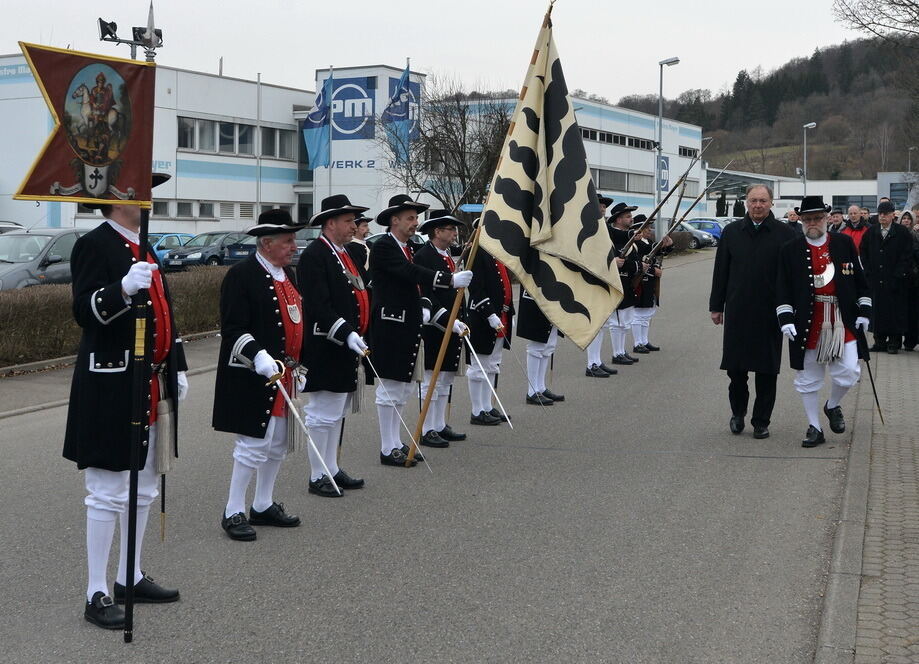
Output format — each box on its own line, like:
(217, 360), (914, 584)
(656, 56), (679, 238)
(802, 122), (816, 196)
(908, 146), (916, 173)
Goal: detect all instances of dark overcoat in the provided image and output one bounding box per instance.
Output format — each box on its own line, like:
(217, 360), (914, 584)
(858, 222), (914, 336)
(414, 241), (464, 372)
(709, 213), (796, 374)
(467, 248), (515, 354)
(516, 289), (563, 343)
(63, 222), (187, 472)
(610, 225), (640, 309)
(367, 233), (451, 381)
(634, 238), (659, 309)
(212, 255), (300, 438)
(775, 233), (871, 370)
(297, 236), (369, 393)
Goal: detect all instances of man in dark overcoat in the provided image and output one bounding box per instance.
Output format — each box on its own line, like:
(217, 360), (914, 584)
(858, 200), (914, 354)
(368, 194), (472, 466)
(298, 195), (371, 496)
(709, 184), (795, 439)
(631, 217), (672, 353)
(213, 210), (304, 541)
(65, 174), (187, 629)
(517, 288), (564, 406)
(775, 196), (871, 447)
(413, 210), (470, 448)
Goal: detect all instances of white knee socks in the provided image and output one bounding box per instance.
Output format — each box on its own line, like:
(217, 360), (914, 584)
(225, 460), (255, 517)
(827, 382), (849, 410)
(469, 377), (488, 415)
(611, 328), (627, 357)
(586, 333), (603, 367)
(116, 504), (149, 587)
(253, 458), (283, 512)
(484, 373), (497, 410)
(527, 353), (541, 396)
(802, 391), (823, 431)
(377, 404), (403, 454)
(86, 509), (116, 600)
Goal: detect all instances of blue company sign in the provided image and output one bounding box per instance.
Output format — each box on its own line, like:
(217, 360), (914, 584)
(658, 155), (670, 192)
(330, 76), (375, 141)
(388, 76), (421, 140)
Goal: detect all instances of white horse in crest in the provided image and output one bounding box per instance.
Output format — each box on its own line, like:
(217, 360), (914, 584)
(71, 83), (124, 140)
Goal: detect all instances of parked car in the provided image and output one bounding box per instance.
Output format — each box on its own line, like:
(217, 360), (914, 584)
(366, 232), (426, 248)
(223, 226), (322, 266)
(0, 221), (25, 234)
(685, 218), (724, 245)
(678, 221), (715, 249)
(163, 231), (246, 270)
(148, 232), (194, 262)
(0, 228), (88, 290)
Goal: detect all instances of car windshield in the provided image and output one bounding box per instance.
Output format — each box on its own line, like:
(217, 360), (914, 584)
(148, 234), (163, 243)
(184, 233), (222, 248)
(296, 227), (321, 242)
(0, 234), (52, 262)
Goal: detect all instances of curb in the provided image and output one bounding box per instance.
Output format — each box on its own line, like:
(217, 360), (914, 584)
(0, 363), (219, 421)
(813, 371), (872, 663)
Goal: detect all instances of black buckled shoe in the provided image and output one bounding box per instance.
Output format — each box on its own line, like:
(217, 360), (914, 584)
(438, 425), (466, 441)
(644, 342), (661, 351)
(801, 425), (826, 448)
(309, 476), (344, 497)
(488, 408), (509, 423)
(633, 344), (650, 354)
(401, 445), (425, 462)
(526, 392), (554, 406)
(470, 410), (501, 425)
(380, 448), (417, 467)
(421, 430), (450, 448)
(624, 353), (640, 363)
(333, 469), (365, 489)
(250, 502), (302, 525)
(823, 402), (845, 434)
(887, 344), (899, 355)
(543, 389), (565, 402)
(222, 511), (256, 541)
(730, 415), (745, 434)
(585, 364), (610, 377)
(114, 573), (180, 604)
(598, 363), (618, 375)
(84, 592), (124, 629)
(753, 426), (770, 439)
(612, 354), (634, 366)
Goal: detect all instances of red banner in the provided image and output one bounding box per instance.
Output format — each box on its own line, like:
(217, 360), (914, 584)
(14, 42), (155, 206)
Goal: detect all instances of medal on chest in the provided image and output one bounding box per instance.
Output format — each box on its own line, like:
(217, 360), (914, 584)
(286, 303), (301, 324)
(814, 261), (834, 289)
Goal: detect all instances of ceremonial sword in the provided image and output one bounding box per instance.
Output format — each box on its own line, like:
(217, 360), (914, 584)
(462, 335), (514, 427)
(856, 329), (885, 426)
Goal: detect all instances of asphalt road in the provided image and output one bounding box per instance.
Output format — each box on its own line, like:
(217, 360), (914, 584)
(0, 251), (850, 663)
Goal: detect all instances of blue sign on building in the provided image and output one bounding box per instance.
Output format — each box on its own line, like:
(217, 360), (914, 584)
(388, 76), (421, 140)
(331, 76), (376, 140)
(658, 155), (670, 192)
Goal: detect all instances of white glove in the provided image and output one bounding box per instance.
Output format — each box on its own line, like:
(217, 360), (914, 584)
(253, 349), (279, 379)
(177, 371), (188, 401)
(346, 331), (368, 356)
(452, 320), (468, 336)
(487, 313), (503, 330)
(451, 270), (473, 288)
(121, 261), (157, 296)
(295, 371), (307, 393)
(781, 323), (797, 340)
(855, 317), (869, 331)
(422, 308), (431, 324)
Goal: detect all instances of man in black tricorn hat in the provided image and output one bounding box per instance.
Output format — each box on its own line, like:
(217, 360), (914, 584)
(369, 194), (473, 466)
(66, 174), (187, 629)
(213, 208), (304, 541)
(606, 202), (642, 365)
(413, 209), (470, 447)
(775, 195), (871, 447)
(297, 194), (371, 496)
(598, 195), (614, 219)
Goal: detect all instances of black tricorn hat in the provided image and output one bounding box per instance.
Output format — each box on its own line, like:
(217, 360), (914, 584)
(84, 172), (171, 211)
(309, 194), (370, 227)
(598, 195), (614, 207)
(608, 202), (637, 221)
(877, 200), (896, 214)
(418, 209), (468, 234)
(630, 214), (648, 229)
(246, 208), (302, 237)
(376, 194), (430, 226)
(794, 195), (831, 215)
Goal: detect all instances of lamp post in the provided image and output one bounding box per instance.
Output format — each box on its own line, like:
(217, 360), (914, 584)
(908, 146), (916, 172)
(656, 56), (679, 238)
(802, 122), (816, 196)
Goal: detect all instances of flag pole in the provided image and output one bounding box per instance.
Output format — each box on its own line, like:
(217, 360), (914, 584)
(328, 64), (334, 199)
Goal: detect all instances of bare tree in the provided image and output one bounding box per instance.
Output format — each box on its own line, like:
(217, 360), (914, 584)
(375, 74), (511, 214)
(833, 0), (919, 44)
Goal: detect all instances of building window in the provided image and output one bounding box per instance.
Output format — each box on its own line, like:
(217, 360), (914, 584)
(261, 204), (277, 214)
(685, 180), (699, 197)
(832, 195), (878, 212)
(237, 124), (254, 155)
(178, 117), (195, 149)
(581, 126), (654, 151)
(219, 202), (235, 218)
(278, 130), (295, 160)
(297, 121), (314, 182)
(219, 122), (235, 153)
(198, 119), (216, 152)
(199, 202), (215, 218)
(889, 183), (909, 209)
(297, 194), (313, 223)
(598, 169), (627, 191)
(239, 203), (254, 219)
(679, 146), (699, 158)
(152, 201), (169, 217)
(260, 127), (276, 157)
(627, 173), (655, 194)
(176, 201), (194, 217)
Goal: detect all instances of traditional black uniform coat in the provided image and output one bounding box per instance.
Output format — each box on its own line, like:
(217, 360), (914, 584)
(297, 236), (369, 393)
(347, 240), (369, 272)
(709, 213), (796, 374)
(516, 288), (562, 343)
(212, 255), (299, 438)
(610, 226), (640, 309)
(63, 222), (187, 472)
(634, 238), (663, 309)
(368, 234), (452, 381)
(414, 241), (464, 372)
(467, 248), (515, 354)
(775, 233), (871, 370)
(858, 222), (914, 337)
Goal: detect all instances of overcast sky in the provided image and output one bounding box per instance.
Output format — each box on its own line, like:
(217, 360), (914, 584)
(0, 0), (861, 100)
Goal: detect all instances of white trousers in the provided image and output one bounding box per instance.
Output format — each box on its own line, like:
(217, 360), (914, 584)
(420, 370), (455, 434)
(84, 424), (158, 599)
(526, 327), (558, 395)
(224, 416), (289, 518)
(467, 337), (504, 414)
(632, 306), (657, 346)
(375, 379), (414, 454)
(794, 340), (861, 431)
(608, 307), (635, 357)
(233, 415), (289, 468)
(304, 391), (351, 481)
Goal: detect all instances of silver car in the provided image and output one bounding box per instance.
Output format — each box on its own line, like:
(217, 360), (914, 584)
(0, 228), (88, 290)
